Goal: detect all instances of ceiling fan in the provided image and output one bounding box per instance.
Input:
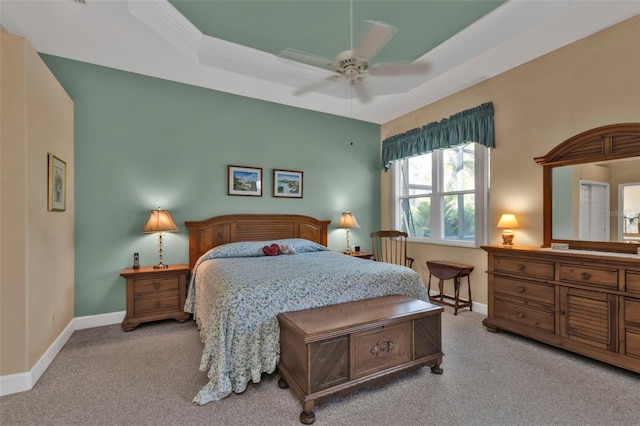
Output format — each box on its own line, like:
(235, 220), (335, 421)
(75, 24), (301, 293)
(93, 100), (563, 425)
(278, 20), (430, 103)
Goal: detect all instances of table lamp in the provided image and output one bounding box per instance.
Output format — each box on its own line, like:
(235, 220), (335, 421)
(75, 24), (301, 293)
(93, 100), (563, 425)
(142, 207), (179, 269)
(497, 213), (519, 245)
(338, 211), (360, 254)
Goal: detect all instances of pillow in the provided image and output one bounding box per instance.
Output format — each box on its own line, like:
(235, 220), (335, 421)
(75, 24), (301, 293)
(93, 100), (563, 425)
(198, 238), (329, 261)
(278, 244), (296, 255)
(270, 238), (329, 253)
(202, 240), (266, 259)
(263, 244), (279, 256)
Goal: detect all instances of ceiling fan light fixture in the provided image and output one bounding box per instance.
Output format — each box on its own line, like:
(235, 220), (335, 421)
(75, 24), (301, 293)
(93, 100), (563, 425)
(279, 19), (430, 103)
(343, 67), (360, 81)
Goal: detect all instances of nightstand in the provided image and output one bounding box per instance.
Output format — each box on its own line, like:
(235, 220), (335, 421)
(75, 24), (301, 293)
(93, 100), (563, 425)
(344, 251), (373, 260)
(120, 264), (191, 331)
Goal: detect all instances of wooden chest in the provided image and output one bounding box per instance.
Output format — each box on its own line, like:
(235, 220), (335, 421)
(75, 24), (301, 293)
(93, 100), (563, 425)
(277, 295), (443, 424)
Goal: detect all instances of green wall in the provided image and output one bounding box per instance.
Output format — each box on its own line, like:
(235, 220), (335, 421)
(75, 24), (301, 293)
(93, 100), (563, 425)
(41, 55), (381, 317)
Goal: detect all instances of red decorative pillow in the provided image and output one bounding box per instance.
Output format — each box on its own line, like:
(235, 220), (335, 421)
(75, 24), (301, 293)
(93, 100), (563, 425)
(263, 244), (279, 256)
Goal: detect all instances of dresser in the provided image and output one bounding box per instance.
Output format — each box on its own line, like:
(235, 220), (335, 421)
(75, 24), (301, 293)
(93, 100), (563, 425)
(120, 264), (191, 331)
(277, 295), (443, 424)
(483, 245), (640, 372)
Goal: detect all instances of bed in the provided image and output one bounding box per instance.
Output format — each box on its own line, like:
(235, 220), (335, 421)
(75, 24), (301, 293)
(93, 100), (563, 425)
(184, 214), (430, 405)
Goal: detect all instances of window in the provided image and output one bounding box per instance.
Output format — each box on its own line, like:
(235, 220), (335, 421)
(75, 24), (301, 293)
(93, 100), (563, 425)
(391, 143), (489, 247)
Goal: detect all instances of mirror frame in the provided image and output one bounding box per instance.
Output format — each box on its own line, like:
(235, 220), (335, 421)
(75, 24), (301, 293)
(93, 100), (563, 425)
(534, 123), (640, 254)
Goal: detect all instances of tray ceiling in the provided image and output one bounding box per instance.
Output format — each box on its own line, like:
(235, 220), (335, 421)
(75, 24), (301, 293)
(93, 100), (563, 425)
(1, 0), (638, 124)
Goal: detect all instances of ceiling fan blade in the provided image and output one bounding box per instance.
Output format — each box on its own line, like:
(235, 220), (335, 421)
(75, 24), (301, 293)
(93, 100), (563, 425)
(369, 62), (431, 77)
(353, 20), (398, 62)
(352, 79), (373, 104)
(278, 48), (335, 70)
(293, 75), (341, 96)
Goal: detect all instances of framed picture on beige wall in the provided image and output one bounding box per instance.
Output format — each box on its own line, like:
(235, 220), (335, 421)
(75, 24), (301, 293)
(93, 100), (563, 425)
(228, 165), (262, 196)
(48, 153), (66, 211)
(273, 169), (303, 198)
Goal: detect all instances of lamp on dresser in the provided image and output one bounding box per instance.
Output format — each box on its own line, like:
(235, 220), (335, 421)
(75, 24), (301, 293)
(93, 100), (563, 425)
(142, 207), (179, 269)
(497, 213), (519, 245)
(337, 211), (360, 254)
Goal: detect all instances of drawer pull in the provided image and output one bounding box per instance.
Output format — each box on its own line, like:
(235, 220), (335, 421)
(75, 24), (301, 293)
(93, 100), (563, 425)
(370, 339), (395, 357)
(517, 312), (525, 318)
(517, 264), (525, 271)
(154, 282), (161, 289)
(516, 286), (525, 293)
(154, 301), (161, 308)
(580, 272), (591, 280)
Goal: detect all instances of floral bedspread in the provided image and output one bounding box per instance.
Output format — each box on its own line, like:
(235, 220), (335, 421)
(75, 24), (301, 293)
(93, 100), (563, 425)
(184, 239), (428, 405)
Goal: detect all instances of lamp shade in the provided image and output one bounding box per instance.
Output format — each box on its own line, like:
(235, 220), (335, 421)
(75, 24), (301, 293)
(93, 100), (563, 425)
(142, 208), (179, 233)
(337, 211), (360, 229)
(497, 214), (519, 229)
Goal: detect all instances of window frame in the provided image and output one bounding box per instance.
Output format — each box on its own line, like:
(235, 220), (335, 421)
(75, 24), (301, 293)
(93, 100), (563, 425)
(390, 143), (490, 248)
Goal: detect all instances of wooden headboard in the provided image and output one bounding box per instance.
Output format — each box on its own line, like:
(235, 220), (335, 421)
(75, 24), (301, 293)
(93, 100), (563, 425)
(184, 214), (331, 268)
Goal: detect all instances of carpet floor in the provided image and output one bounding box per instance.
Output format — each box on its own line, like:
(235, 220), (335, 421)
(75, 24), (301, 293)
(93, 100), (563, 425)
(1, 307), (638, 425)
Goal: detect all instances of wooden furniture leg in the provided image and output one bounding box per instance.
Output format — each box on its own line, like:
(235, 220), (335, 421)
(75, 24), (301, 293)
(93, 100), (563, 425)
(466, 273), (473, 312)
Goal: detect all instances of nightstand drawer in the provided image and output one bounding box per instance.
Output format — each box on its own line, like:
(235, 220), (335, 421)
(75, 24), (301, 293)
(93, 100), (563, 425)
(135, 294), (179, 315)
(134, 277), (179, 295)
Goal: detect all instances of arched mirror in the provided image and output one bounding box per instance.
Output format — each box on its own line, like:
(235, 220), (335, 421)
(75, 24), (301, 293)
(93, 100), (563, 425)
(535, 123), (640, 254)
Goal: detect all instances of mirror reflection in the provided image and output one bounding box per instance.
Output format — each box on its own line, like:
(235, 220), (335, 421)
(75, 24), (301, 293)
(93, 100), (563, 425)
(551, 157), (640, 242)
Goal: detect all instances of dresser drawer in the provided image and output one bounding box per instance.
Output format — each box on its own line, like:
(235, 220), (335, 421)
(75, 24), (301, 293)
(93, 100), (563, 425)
(494, 299), (555, 333)
(626, 329), (640, 359)
(559, 264), (618, 289)
(134, 294), (179, 315)
(134, 277), (180, 295)
(494, 256), (554, 279)
(626, 271), (640, 294)
(494, 276), (555, 305)
(625, 298), (640, 325)
(350, 321), (411, 379)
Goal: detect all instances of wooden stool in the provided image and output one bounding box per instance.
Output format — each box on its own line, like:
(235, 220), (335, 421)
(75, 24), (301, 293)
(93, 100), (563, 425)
(426, 260), (474, 315)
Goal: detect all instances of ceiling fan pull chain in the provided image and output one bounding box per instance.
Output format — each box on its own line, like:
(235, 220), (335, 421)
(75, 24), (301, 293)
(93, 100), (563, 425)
(350, 0), (353, 50)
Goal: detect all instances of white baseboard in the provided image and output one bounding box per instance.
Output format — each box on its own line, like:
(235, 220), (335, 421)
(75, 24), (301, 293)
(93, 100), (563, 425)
(0, 372), (31, 397)
(0, 311), (125, 397)
(74, 310), (125, 330)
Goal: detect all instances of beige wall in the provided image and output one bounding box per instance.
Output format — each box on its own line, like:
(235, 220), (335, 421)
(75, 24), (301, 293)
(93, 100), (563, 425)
(0, 29), (74, 375)
(381, 16), (640, 305)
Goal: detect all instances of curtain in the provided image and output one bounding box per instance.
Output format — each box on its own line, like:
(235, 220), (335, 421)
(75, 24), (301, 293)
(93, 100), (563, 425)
(381, 102), (494, 170)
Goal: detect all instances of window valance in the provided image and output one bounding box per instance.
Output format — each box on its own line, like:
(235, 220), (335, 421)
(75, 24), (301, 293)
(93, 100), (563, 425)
(381, 102), (494, 170)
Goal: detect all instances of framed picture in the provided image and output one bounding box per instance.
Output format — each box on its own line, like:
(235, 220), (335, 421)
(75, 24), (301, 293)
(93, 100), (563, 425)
(48, 153), (66, 211)
(273, 169), (303, 198)
(228, 165), (262, 196)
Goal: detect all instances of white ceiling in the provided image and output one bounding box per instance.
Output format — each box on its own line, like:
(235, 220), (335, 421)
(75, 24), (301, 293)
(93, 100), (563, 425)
(1, 0), (639, 124)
